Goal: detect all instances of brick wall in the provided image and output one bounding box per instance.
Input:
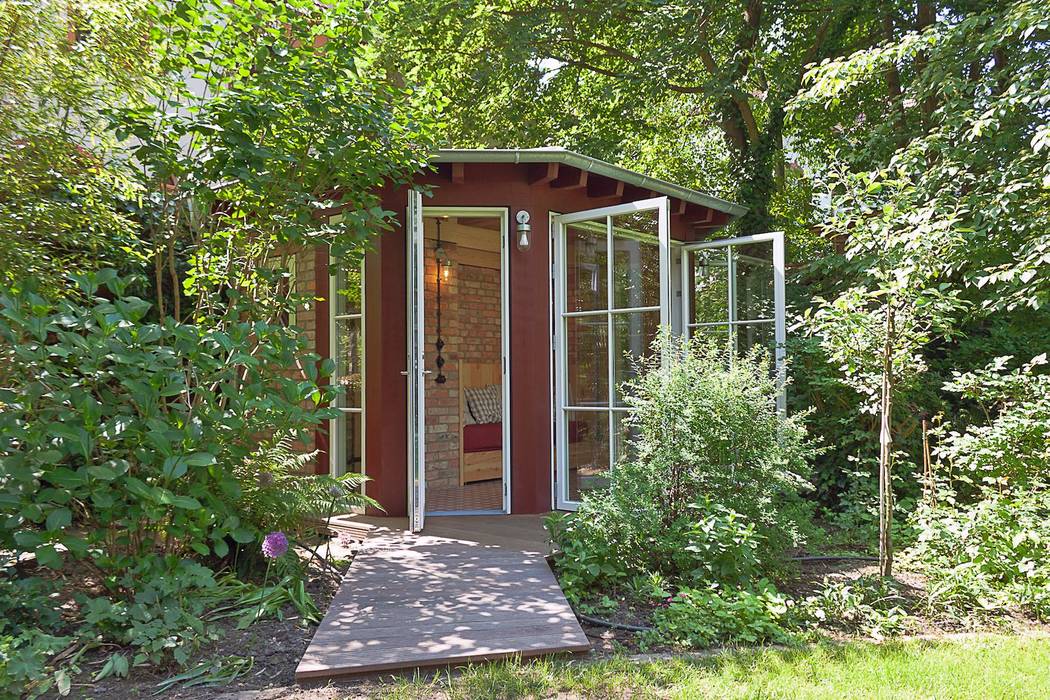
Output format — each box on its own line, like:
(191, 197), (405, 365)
(423, 239), (502, 489)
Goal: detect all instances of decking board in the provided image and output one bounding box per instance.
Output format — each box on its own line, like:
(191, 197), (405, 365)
(295, 521), (590, 680)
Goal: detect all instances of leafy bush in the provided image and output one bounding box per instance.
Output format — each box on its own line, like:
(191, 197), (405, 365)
(0, 567), (72, 698)
(795, 575), (911, 640)
(0, 271), (336, 574)
(548, 500), (763, 603)
(909, 355), (1050, 620)
(912, 491), (1050, 620)
(549, 335), (816, 602)
(645, 582), (793, 648)
(0, 271), (360, 693)
(935, 354), (1050, 495)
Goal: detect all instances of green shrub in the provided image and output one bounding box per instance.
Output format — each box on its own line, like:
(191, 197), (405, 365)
(0, 270), (336, 574)
(645, 582), (793, 648)
(549, 334), (816, 602)
(794, 575), (911, 639)
(935, 354), (1050, 496)
(548, 499), (763, 603)
(908, 355), (1050, 620)
(911, 491), (1050, 620)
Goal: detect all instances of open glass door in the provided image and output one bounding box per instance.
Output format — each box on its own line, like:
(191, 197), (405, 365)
(681, 232), (786, 412)
(553, 197), (671, 510)
(406, 190), (426, 531)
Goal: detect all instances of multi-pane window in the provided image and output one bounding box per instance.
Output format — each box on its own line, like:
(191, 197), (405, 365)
(686, 241), (776, 360)
(560, 210), (662, 503)
(330, 262), (364, 476)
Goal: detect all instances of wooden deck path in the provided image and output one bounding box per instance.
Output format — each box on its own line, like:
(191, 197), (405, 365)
(295, 516), (591, 680)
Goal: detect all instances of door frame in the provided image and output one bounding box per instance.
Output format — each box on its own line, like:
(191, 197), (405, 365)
(551, 197), (671, 511)
(407, 204), (512, 522)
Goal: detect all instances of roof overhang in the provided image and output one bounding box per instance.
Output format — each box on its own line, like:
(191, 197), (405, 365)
(432, 147), (747, 218)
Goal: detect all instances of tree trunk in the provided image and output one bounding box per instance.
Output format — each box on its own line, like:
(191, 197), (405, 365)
(879, 303), (895, 577)
(733, 102), (785, 234)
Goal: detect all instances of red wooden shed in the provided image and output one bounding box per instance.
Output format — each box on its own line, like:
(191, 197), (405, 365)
(299, 148), (783, 531)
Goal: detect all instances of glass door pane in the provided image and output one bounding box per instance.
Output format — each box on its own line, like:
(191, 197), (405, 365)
(683, 232), (786, 412)
(555, 197), (670, 509)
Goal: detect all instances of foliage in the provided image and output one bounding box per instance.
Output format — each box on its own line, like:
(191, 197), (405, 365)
(795, 575), (911, 640)
(0, 0), (151, 292)
(154, 656), (254, 695)
(549, 335), (815, 602)
(0, 566), (72, 699)
(936, 354), (1050, 495)
(233, 434), (378, 541)
(907, 354), (1050, 621)
(0, 629), (75, 700)
(118, 0), (438, 320)
(380, 0), (893, 232)
(0, 272), (337, 573)
(548, 500), (764, 604)
(912, 490), (1050, 621)
(795, 1), (1050, 313)
(789, 0), (1050, 544)
(645, 583), (794, 649)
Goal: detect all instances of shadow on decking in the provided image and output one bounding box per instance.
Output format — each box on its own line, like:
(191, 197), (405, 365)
(295, 515), (590, 681)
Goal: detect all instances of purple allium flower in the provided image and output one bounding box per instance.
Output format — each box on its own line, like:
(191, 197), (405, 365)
(261, 531), (289, 559)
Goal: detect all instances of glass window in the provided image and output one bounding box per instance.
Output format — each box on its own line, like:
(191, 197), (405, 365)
(331, 259), (365, 476)
(561, 208), (661, 503)
(685, 238), (782, 382)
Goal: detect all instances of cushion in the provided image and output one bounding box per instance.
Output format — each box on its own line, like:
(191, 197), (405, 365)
(463, 423), (502, 453)
(465, 383), (501, 423)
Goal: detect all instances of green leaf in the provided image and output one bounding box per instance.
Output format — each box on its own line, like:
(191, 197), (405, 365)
(230, 527), (255, 544)
(46, 507), (72, 531)
(35, 544), (62, 568)
(169, 495), (203, 510)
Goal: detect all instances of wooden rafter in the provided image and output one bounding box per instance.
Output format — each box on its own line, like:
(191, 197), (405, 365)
(550, 166), (588, 189)
(527, 162), (560, 185)
(586, 176), (624, 199)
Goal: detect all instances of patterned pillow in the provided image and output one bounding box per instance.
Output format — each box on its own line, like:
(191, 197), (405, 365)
(465, 384), (501, 424)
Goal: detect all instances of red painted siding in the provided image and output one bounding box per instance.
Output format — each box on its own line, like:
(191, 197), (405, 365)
(318, 162), (726, 516)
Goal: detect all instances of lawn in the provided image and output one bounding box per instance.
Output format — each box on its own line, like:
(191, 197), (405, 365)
(377, 634), (1050, 700)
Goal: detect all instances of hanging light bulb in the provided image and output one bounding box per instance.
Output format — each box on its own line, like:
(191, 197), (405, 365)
(441, 257), (452, 281)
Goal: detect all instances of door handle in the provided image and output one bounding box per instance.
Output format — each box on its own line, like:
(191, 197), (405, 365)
(400, 370), (433, 376)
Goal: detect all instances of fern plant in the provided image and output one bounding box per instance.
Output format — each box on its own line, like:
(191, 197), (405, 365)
(232, 433), (378, 540)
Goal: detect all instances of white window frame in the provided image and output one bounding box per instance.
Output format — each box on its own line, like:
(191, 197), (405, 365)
(329, 256), (366, 479)
(680, 231), (787, 413)
(552, 197), (670, 511)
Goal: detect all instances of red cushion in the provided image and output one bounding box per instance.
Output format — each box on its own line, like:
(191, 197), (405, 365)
(464, 423), (502, 453)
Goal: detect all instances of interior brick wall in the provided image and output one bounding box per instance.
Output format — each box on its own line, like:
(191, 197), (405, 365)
(423, 239), (502, 490)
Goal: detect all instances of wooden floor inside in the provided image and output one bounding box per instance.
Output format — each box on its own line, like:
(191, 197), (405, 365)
(295, 515), (590, 681)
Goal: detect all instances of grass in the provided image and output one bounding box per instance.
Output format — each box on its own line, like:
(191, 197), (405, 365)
(374, 633), (1050, 699)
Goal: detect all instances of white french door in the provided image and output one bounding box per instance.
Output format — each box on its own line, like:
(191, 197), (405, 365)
(406, 190), (426, 531)
(552, 197), (671, 510)
(681, 231), (786, 413)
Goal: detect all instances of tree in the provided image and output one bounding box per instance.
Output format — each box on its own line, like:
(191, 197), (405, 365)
(0, 0), (151, 291)
(807, 167), (965, 575)
(2, 0), (440, 317)
(796, 0), (1049, 573)
(380, 0), (910, 232)
(113, 0), (440, 321)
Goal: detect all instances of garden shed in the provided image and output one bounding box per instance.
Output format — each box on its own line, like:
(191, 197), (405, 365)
(299, 148), (784, 531)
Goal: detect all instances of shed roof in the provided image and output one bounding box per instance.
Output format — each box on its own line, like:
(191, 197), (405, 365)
(432, 148), (746, 218)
